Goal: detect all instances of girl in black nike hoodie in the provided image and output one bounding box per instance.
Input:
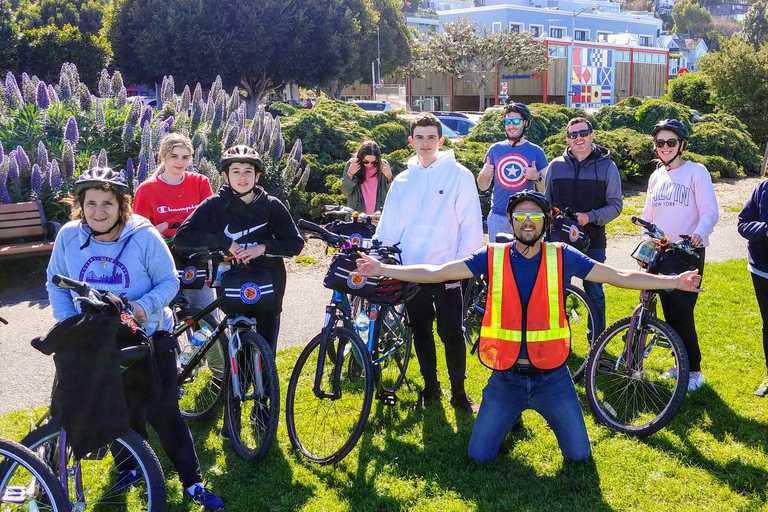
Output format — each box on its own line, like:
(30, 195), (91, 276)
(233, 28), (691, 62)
(174, 147), (304, 353)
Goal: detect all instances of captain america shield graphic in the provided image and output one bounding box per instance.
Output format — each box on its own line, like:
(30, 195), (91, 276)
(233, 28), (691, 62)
(495, 154), (530, 189)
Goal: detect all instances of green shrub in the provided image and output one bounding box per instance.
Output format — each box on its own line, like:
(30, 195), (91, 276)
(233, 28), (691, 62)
(282, 106), (370, 162)
(466, 103), (586, 146)
(682, 152), (742, 179)
(635, 99), (692, 135)
(308, 192), (346, 221)
(371, 122), (409, 153)
(615, 96), (644, 107)
(453, 141), (492, 177)
(688, 122), (761, 174)
(663, 72), (715, 114)
(593, 105), (640, 131)
(266, 102), (297, 118)
(465, 108), (504, 143)
(385, 148), (414, 176)
(698, 113), (749, 132)
(594, 128), (656, 180)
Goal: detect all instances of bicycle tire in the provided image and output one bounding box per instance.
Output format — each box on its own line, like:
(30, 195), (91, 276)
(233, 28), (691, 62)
(20, 422), (166, 511)
(176, 312), (227, 422)
(285, 328), (374, 465)
(585, 316), (690, 437)
(224, 330), (280, 461)
(375, 304), (412, 393)
(0, 437), (69, 512)
(564, 285), (597, 383)
(462, 274), (486, 348)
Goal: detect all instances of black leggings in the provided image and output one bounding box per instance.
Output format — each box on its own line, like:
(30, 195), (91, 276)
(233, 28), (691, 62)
(657, 247), (705, 372)
(751, 272), (768, 374)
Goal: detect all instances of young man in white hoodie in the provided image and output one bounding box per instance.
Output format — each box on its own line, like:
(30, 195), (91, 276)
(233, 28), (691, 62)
(375, 112), (484, 413)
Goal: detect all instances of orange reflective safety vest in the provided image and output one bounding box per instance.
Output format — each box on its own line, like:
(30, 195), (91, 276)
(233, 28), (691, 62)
(478, 242), (571, 371)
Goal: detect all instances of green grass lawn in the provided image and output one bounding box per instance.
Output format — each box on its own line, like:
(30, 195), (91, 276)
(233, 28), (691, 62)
(3, 259), (768, 512)
(605, 193), (646, 238)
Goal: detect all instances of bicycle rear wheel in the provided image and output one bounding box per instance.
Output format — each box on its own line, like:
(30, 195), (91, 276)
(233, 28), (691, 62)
(0, 438), (69, 512)
(21, 422), (166, 511)
(224, 330), (280, 461)
(375, 304), (412, 393)
(176, 312), (227, 422)
(585, 316), (689, 437)
(564, 284), (597, 383)
(285, 328), (374, 464)
(462, 274), (487, 348)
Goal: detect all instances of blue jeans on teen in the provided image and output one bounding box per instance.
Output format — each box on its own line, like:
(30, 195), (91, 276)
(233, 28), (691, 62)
(468, 364), (591, 462)
(488, 212), (513, 244)
(583, 248), (606, 338)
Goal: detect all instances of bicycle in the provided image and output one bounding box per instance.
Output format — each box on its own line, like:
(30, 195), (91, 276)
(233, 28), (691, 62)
(169, 249), (280, 461)
(19, 276), (167, 511)
(584, 216), (693, 437)
(0, 307), (69, 512)
(285, 219), (416, 465)
(461, 234), (598, 382)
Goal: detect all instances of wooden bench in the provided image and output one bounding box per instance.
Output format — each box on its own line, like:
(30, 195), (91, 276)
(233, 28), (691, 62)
(0, 201), (60, 260)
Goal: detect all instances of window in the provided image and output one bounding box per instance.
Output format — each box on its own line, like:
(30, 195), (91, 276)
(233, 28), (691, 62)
(575, 29), (589, 41)
(614, 50), (630, 62)
(530, 24), (543, 37)
(550, 27), (564, 39)
(596, 31), (611, 42)
(492, 22), (501, 33)
(508, 22), (523, 33)
(548, 45), (567, 57)
(639, 35), (653, 47)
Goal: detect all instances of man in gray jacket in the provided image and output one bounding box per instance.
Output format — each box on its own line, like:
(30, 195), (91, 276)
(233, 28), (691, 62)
(545, 117), (623, 337)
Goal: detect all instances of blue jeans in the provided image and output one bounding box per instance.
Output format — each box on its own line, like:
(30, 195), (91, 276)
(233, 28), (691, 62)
(468, 365), (591, 462)
(583, 248), (606, 338)
(487, 212), (513, 244)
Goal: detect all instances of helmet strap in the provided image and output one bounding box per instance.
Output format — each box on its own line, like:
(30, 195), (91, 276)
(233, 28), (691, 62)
(507, 122), (528, 148)
(80, 219), (121, 250)
(657, 145), (683, 170)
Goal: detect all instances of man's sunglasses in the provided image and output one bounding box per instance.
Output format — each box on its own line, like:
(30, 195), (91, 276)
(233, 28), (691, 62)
(511, 212), (545, 223)
(567, 129), (592, 139)
(654, 138), (680, 148)
(503, 118), (523, 126)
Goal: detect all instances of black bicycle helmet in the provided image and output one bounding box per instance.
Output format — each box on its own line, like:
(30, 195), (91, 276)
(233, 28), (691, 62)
(504, 101), (532, 121)
(74, 167), (129, 195)
(220, 145), (264, 174)
(373, 279), (420, 305)
(651, 119), (689, 140)
(506, 190), (553, 229)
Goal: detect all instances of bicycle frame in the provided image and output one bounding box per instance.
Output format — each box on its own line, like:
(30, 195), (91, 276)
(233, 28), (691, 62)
(312, 291), (355, 400)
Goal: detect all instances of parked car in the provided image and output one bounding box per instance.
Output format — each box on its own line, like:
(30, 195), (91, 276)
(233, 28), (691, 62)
(349, 100), (393, 113)
(127, 95), (157, 108)
(398, 112), (462, 142)
(431, 112), (478, 136)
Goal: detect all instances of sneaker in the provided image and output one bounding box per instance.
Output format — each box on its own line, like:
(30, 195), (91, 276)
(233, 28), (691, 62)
(449, 392), (480, 414)
(687, 371), (705, 392)
(755, 377), (768, 397)
(115, 469), (138, 492)
(660, 366), (678, 380)
(187, 482), (224, 511)
(413, 388), (443, 409)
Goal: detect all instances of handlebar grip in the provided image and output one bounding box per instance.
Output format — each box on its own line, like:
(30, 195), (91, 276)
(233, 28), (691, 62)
(630, 216), (655, 231)
(52, 274), (90, 296)
(298, 219), (346, 246)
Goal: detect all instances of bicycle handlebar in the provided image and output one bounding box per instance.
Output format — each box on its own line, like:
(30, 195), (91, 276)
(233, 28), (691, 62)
(323, 205), (381, 222)
(630, 216), (698, 256)
(52, 274), (90, 296)
(298, 219), (402, 258)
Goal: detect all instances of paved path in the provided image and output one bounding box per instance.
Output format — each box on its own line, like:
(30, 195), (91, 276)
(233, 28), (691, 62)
(0, 177), (760, 414)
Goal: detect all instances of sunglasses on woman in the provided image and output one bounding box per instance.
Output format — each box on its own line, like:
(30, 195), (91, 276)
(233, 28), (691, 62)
(567, 129), (592, 139)
(503, 118), (523, 126)
(361, 158), (379, 167)
(511, 212), (545, 223)
(654, 138), (680, 148)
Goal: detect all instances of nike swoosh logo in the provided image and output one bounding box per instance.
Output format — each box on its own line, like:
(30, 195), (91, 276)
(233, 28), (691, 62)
(223, 222), (268, 241)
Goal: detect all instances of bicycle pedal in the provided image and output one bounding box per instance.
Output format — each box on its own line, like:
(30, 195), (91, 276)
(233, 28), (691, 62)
(378, 390), (398, 406)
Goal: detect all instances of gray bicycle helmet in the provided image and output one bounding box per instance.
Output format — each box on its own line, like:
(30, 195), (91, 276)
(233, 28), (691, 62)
(504, 101), (532, 121)
(220, 145), (264, 174)
(74, 167), (129, 195)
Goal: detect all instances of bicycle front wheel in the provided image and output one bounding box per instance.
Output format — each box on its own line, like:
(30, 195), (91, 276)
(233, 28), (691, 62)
(176, 312), (227, 422)
(565, 284), (597, 383)
(462, 274), (487, 348)
(585, 316), (690, 437)
(224, 330), (280, 461)
(21, 422), (166, 511)
(375, 304), (412, 393)
(285, 328), (374, 464)
(0, 438), (69, 512)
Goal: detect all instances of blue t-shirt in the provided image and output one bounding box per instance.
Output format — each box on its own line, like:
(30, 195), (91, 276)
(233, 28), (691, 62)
(463, 242), (596, 361)
(485, 140), (549, 216)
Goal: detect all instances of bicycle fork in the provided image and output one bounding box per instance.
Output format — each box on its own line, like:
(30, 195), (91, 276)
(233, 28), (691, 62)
(313, 305), (349, 400)
(228, 329), (264, 401)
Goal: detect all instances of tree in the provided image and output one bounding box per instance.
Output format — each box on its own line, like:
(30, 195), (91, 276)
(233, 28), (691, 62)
(697, 38), (768, 143)
(422, 17), (547, 111)
(106, 0), (385, 111)
(663, 71), (714, 113)
(0, 0), (19, 72)
(672, 0), (712, 38)
(743, 0), (768, 50)
(14, 0), (108, 36)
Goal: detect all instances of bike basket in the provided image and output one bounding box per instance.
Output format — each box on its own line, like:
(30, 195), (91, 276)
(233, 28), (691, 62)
(648, 247), (694, 277)
(323, 253), (381, 298)
(218, 267), (276, 315)
(631, 240), (658, 266)
(548, 213), (590, 253)
(326, 219), (376, 248)
(172, 252), (207, 290)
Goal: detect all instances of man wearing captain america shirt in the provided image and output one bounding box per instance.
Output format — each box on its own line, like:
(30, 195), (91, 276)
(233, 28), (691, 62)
(477, 102), (548, 242)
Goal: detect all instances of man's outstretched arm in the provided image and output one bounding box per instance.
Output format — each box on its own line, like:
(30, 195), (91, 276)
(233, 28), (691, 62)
(355, 253), (474, 283)
(585, 262), (703, 293)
